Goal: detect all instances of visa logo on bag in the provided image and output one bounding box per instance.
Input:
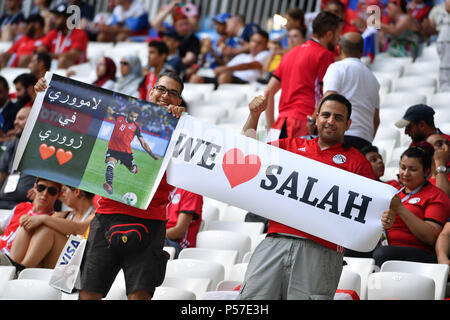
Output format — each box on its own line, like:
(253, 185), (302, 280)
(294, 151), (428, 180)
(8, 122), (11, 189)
(59, 239), (81, 265)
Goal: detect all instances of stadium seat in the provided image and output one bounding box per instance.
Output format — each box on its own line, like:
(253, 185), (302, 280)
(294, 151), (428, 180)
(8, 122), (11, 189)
(178, 247), (238, 280)
(372, 138), (396, 164)
(392, 76), (437, 92)
(0, 279), (62, 300)
(380, 260), (450, 300)
(182, 89), (204, 105)
(183, 83), (215, 100)
(0, 266), (16, 296)
(429, 92), (450, 109)
(188, 104), (229, 122)
(228, 263), (249, 282)
(220, 205), (248, 222)
(0, 67), (30, 89)
(17, 268), (54, 281)
(416, 44), (439, 62)
(202, 202), (220, 222)
(103, 270), (126, 300)
(380, 92), (426, 111)
(380, 166), (399, 182)
(217, 83), (257, 103)
(370, 62), (404, 78)
(389, 146), (407, 164)
(209, 90), (248, 108)
(153, 286), (196, 300)
(343, 257), (379, 300)
(220, 107), (250, 126)
(196, 230), (252, 263)
(434, 110), (450, 128)
(203, 198), (229, 220)
(403, 61), (439, 77)
(337, 268), (362, 298)
(163, 246), (176, 260)
(161, 276), (210, 300)
(216, 280), (242, 291)
(165, 258), (225, 291)
(373, 126), (400, 148)
(204, 221), (264, 253)
(367, 271), (435, 300)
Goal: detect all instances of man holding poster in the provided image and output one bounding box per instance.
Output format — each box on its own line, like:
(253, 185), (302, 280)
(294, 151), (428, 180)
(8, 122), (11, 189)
(103, 106), (159, 195)
(238, 93), (401, 300)
(34, 71), (185, 300)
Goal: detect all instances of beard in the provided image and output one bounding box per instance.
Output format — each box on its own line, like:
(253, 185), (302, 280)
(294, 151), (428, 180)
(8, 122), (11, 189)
(16, 94), (31, 108)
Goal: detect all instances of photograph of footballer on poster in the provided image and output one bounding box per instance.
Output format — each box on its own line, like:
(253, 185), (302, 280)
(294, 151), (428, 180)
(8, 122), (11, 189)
(13, 72), (180, 209)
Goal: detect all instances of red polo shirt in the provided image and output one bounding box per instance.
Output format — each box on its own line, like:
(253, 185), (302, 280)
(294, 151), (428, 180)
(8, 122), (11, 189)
(40, 28), (88, 64)
(268, 137), (376, 251)
(7, 35), (43, 67)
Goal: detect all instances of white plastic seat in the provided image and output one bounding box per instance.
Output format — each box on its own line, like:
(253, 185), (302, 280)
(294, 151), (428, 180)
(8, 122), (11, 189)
(403, 61), (439, 76)
(216, 83), (257, 103)
(17, 268), (54, 281)
(228, 263), (249, 282)
(367, 271), (435, 300)
(204, 221), (264, 253)
(434, 109), (450, 128)
(161, 276), (210, 300)
(380, 166), (399, 182)
(373, 126), (400, 148)
(209, 90), (248, 108)
(163, 246), (176, 260)
(430, 92), (450, 109)
(380, 260), (450, 300)
(220, 205), (248, 222)
(337, 268), (362, 298)
(182, 89), (205, 105)
(165, 258), (225, 291)
(216, 280), (242, 291)
(343, 257), (379, 300)
(370, 62), (404, 77)
(0, 279), (62, 300)
(183, 83), (215, 100)
(202, 202), (220, 222)
(371, 138), (396, 164)
(178, 247), (238, 280)
(393, 76), (437, 92)
(153, 286), (196, 300)
(103, 270), (126, 300)
(188, 105), (228, 122)
(196, 230), (251, 263)
(0, 266), (16, 296)
(203, 198), (229, 220)
(380, 92), (426, 111)
(390, 146), (407, 163)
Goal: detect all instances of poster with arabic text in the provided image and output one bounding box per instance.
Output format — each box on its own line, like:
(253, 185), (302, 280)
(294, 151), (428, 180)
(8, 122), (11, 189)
(13, 72), (180, 209)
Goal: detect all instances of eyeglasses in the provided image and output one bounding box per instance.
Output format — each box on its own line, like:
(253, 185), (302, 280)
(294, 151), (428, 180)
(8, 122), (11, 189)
(120, 61), (129, 65)
(154, 85), (181, 99)
(36, 184), (59, 196)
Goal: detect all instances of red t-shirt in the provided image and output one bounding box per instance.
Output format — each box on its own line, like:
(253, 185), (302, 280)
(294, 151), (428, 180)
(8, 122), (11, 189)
(40, 28), (88, 64)
(7, 35), (43, 67)
(166, 187), (203, 248)
(139, 72), (158, 101)
(386, 181), (449, 252)
(273, 40), (335, 121)
(267, 137), (376, 251)
(96, 173), (172, 220)
(0, 202), (54, 254)
(107, 114), (142, 154)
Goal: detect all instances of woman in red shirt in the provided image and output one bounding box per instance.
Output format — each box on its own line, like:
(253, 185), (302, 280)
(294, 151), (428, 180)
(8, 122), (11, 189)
(373, 141), (450, 267)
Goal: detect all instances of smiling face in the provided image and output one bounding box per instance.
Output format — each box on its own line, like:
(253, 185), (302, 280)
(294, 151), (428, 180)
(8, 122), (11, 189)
(148, 75), (182, 107)
(399, 155), (429, 191)
(316, 99), (351, 147)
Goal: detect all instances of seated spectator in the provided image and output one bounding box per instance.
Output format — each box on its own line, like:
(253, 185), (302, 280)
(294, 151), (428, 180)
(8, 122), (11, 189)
(139, 41), (173, 100)
(360, 145), (386, 181)
(28, 51), (51, 80)
(0, 178), (62, 270)
(426, 133), (450, 196)
(13, 73), (38, 109)
(0, 107), (35, 210)
(115, 54), (142, 98)
(324, 0), (361, 34)
(3, 185), (95, 270)
(97, 0), (149, 42)
(0, 14), (45, 68)
(189, 30), (270, 87)
(408, 0), (432, 24)
(165, 187), (203, 259)
(379, 0), (422, 59)
(372, 141), (450, 267)
(161, 28), (184, 75)
(30, 0), (52, 33)
(0, 0), (25, 41)
(0, 76), (20, 138)
(85, 0), (117, 41)
(435, 219), (450, 265)
(92, 57), (116, 91)
(36, 2), (89, 69)
(223, 15), (261, 59)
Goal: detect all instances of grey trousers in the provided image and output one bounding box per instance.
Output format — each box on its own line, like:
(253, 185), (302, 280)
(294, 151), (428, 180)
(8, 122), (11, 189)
(238, 234), (343, 300)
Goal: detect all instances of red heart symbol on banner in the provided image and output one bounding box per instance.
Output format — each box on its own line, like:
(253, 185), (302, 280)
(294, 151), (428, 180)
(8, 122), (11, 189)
(222, 148), (261, 188)
(56, 148), (72, 165)
(39, 144), (55, 160)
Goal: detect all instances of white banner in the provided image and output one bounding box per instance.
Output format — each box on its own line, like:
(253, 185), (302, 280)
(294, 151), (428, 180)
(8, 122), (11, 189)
(166, 115), (398, 252)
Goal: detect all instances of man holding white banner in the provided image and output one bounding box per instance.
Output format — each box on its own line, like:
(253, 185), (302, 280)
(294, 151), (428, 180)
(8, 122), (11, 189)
(238, 93), (401, 300)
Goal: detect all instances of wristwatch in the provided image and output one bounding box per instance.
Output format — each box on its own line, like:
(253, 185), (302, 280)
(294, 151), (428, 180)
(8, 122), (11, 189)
(434, 165), (448, 175)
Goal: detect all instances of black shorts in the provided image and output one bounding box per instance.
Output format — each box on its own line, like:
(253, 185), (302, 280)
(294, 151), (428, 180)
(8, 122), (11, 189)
(105, 149), (135, 169)
(80, 214), (168, 297)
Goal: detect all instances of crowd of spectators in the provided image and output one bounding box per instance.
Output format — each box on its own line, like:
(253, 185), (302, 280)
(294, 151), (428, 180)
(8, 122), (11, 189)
(0, 0), (448, 300)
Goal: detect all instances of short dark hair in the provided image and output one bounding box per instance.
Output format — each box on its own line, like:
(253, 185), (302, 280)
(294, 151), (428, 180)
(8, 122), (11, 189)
(13, 73), (37, 88)
(360, 145), (380, 156)
(26, 14), (45, 27)
(253, 29), (269, 41)
(289, 26), (307, 39)
(401, 141), (434, 170)
(0, 76), (9, 91)
(35, 51), (51, 71)
(312, 11), (342, 38)
(339, 36), (364, 56)
(128, 106), (142, 116)
(156, 70), (184, 95)
(286, 7), (305, 24)
(324, 0), (346, 14)
(149, 40), (169, 56)
(318, 93), (352, 120)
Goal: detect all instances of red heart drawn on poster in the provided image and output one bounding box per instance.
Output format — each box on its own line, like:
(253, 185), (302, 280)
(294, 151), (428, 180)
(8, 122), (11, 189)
(39, 144), (55, 160)
(56, 148), (73, 165)
(222, 148), (261, 188)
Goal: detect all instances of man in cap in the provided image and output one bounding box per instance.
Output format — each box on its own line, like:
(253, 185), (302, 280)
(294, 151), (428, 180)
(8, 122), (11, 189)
(395, 104), (450, 144)
(36, 2), (89, 68)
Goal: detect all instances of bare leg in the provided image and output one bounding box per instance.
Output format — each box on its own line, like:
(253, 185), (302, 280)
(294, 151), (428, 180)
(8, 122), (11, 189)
(79, 290), (103, 300)
(9, 227), (33, 263)
(218, 71), (233, 84)
(127, 290), (151, 300)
